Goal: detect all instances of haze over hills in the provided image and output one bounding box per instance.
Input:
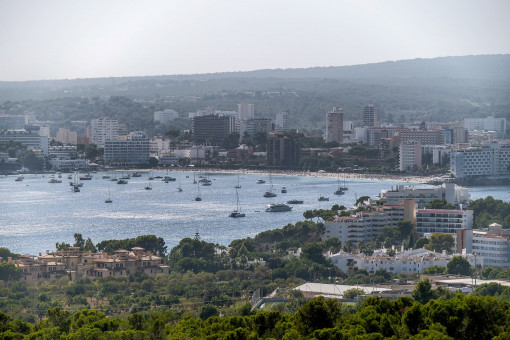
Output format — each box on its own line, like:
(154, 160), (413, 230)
(0, 54), (509, 133)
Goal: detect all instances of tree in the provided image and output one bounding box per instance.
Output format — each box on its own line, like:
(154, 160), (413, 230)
(301, 242), (326, 264)
(222, 132), (240, 150)
(342, 288), (365, 299)
(412, 279), (435, 304)
(199, 304), (219, 320)
(414, 237), (430, 249)
(425, 234), (454, 254)
(446, 256), (472, 276)
(355, 196), (371, 207)
(0, 263), (22, 286)
(397, 220), (414, 242)
(426, 199), (455, 210)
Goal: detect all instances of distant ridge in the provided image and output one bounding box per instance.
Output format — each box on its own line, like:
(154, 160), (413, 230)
(1, 54), (509, 87)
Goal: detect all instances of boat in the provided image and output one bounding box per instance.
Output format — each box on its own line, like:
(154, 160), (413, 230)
(144, 184), (152, 190)
(287, 199), (304, 204)
(14, 176), (23, 182)
(265, 203), (292, 212)
(120, 175), (130, 180)
(117, 179), (128, 184)
(131, 172), (142, 177)
(48, 178), (62, 183)
(202, 181), (212, 186)
(105, 187), (112, 203)
(281, 187), (287, 193)
(102, 175), (111, 179)
(234, 173), (241, 189)
(229, 188), (245, 218)
(195, 182), (202, 201)
(318, 196), (329, 201)
(154, 175), (163, 179)
(71, 185), (80, 192)
(148, 176), (154, 180)
(163, 176), (176, 182)
(80, 174), (93, 180)
(67, 174), (73, 180)
(334, 188), (345, 195)
(263, 173), (277, 197)
(256, 179), (265, 184)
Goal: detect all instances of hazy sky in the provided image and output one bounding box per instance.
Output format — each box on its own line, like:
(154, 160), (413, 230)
(1, 0), (509, 81)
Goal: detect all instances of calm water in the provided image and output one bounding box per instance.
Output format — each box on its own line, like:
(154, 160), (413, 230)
(0, 171), (508, 255)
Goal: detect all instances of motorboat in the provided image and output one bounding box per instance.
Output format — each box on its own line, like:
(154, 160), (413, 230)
(131, 172), (142, 177)
(265, 203), (292, 212)
(14, 176), (23, 182)
(256, 179), (265, 184)
(71, 185), (80, 192)
(263, 191), (277, 198)
(281, 187), (287, 193)
(117, 179), (128, 184)
(287, 199), (304, 204)
(102, 175), (111, 179)
(334, 189), (345, 195)
(163, 176), (176, 182)
(318, 196), (329, 201)
(80, 174), (93, 180)
(48, 178), (62, 183)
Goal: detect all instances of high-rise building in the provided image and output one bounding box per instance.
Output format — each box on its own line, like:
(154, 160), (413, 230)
(275, 111), (289, 132)
(450, 141), (510, 178)
(238, 102), (254, 121)
(463, 116), (506, 137)
(325, 107), (343, 143)
(399, 140), (422, 171)
(239, 118), (272, 139)
(56, 128), (78, 145)
(266, 132), (300, 167)
(362, 105), (377, 127)
(104, 131), (150, 165)
(154, 109), (179, 124)
(0, 115), (25, 130)
(192, 114), (235, 146)
(90, 117), (119, 147)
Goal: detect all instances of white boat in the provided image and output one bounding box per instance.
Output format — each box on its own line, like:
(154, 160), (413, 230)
(263, 173), (277, 197)
(163, 176), (176, 182)
(117, 179), (128, 184)
(265, 203), (292, 212)
(71, 185), (80, 192)
(334, 189), (345, 195)
(144, 183), (152, 190)
(229, 188), (245, 218)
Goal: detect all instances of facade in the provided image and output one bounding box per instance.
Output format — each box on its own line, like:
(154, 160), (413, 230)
(450, 141), (510, 178)
(275, 111), (289, 132)
(0, 129), (49, 155)
(397, 129), (445, 145)
(399, 140), (422, 171)
(323, 211), (393, 244)
(56, 128), (78, 145)
(104, 132), (150, 165)
(0, 115), (25, 130)
(325, 107), (343, 143)
(463, 116), (506, 137)
(154, 109), (179, 124)
(238, 102), (255, 121)
(380, 183), (470, 209)
(380, 136), (401, 159)
(362, 105), (377, 128)
(444, 127), (469, 144)
(192, 114), (235, 145)
(239, 118), (272, 138)
(415, 209), (473, 236)
(90, 117), (119, 147)
(470, 230), (510, 267)
(266, 132), (300, 167)
(49, 159), (90, 171)
(48, 146), (78, 159)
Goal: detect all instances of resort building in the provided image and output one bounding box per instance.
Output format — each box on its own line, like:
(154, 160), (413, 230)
(56, 128), (78, 145)
(379, 183), (470, 209)
(323, 211), (393, 244)
(450, 141), (510, 178)
(399, 140), (422, 171)
(463, 116), (506, 137)
(192, 114), (235, 146)
(239, 118), (272, 139)
(154, 109), (179, 124)
(266, 132), (300, 167)
(104, 131), (150, 165)
(0, 129), (49, 155)
(90, 117), (119, 147)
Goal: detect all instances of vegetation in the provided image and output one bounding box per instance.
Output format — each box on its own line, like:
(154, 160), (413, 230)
(468, 196), (510, 229)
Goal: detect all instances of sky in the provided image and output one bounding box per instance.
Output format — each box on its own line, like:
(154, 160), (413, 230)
(0, 0), (509, 81)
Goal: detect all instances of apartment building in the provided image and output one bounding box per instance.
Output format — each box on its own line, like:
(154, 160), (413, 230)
(323, 211), (392, 244)
(56, 128), (78, 145)
(463, 116), (506, 137)
(275, 111), (290, 132)
(399, 140), (422, 171)
(104, 132), (150, 165)
(325, 107), (343, 143)
(192, 114), (235, 146)
(90, 117), (119, 147)
(362, 105), (377, 128)
(0, 129), (49, 155)
(415, 209), (473, 236)
(380, 183), (470, 209)
(266, 132), (300, 167)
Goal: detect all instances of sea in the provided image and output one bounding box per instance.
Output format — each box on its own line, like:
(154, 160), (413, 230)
(0, 171), (508, 255)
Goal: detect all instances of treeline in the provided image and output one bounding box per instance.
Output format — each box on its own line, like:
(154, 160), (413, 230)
(2, 293), (510, 339)
(468, 196), (510, 229)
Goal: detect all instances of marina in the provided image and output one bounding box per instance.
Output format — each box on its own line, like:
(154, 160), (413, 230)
(0, 170), (508, 255)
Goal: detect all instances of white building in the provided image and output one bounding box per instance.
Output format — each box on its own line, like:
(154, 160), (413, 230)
(0, 130), (49, 156)
(463, 116), (506, 137)
(399, 140), (422, 171)
(90, 117), (119, 147)
(380, 183), (470, 209)
(239, 118), (272, 139)
(104, 131), (150, 165)
(48, 146), (78, 159)
(325, 107), (343, 143)
(39, 125), (51, 138)
(323, 211), (392, 244)
(469, 228), (510, 267)
(415, 209), (473, 236)
(154, 109), (179, 124)
(275, 111), (289, 132)
(48, 159), (90, 171)
(238, 102), (254, 121)
(56, 128), (77, 145)
(450, 141), (510, 178)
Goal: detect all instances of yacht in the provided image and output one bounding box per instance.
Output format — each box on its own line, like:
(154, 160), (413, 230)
(14, 176), (23, 182)
(102, 175), (111, 179)
(144, 184), (152, 190)
(80, 174), (93, 180)
(263, 191), (277, 198)
(265, 203), (292, 212)
(281, 187), (287, 193)
(48, 178), (62, 183)
(71, 185), (80, 192)
(195, 182), (202, 201)
(131, 172), (142, 177)
(67, 174), (73, 180)
(229, 188), (245, 218)
(287, 199), (304, 204)
(163, 176), (176, 182)
(256, 179), (265, 184)
(234, 173), (241, 189)
(318, 196), (329, 201)
(334, 188), (345, 195)
(117, 179), (128, 184)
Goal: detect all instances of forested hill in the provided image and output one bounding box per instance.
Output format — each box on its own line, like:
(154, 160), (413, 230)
(0, 55), (509, 131)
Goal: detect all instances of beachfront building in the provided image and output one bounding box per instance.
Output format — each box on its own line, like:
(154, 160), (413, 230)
(450, 141), (510, 179)
(0, 129), (49, 155)
(463, 116), (506, 137)
(399, 140), (422, 171)
(325, 107), (343, 143)
(415, 209), (473, 236)
(379, 183), (470, 209)
(266, 132), (300, 167)
(90, 117), (119, 147)
(104, 131), (150, 165)
(239, 118), (272, 139)
(192, 114), (235, 146)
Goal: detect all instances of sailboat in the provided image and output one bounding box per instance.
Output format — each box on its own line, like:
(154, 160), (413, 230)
(340, 176), (348, 191)
(334, 172), (345, 195)
(195, 182), (202, 201)
(264, 172), (277, 197)
(144, 182), (152, 190)
(105, 187), (112, 203)
(234, 173), (241, 189)
(177, 174), (183, 192)
(229, 188), (245, 218)
(193, 172), (197, 184)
